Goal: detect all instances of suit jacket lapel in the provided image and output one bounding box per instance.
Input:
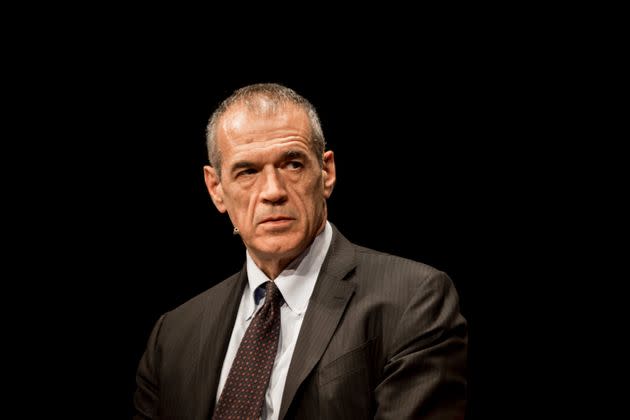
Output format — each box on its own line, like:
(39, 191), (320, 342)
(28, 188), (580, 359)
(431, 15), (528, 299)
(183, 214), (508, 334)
(279, 226), (357, 420)
(194, 266), (247, 418)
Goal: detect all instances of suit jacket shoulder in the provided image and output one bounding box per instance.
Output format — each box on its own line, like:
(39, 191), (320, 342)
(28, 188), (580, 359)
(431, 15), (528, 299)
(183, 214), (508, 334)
(283, 227), (467, 419)
(161, 271), (243, 331)
(353, 243), (445, 285)
(134, 269), (247, 419)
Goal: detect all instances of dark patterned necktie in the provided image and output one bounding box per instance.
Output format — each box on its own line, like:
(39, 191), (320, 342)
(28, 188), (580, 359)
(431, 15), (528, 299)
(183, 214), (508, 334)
(213, 281), (283, 420)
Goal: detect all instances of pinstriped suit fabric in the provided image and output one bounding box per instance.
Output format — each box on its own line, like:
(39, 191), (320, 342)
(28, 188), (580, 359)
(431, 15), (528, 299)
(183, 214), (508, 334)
(134, 225), (467, 419)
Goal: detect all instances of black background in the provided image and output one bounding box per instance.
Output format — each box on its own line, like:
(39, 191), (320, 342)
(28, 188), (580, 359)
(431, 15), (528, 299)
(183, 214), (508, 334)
(11, 16), (587, 418)
(102, 67), (532, 418)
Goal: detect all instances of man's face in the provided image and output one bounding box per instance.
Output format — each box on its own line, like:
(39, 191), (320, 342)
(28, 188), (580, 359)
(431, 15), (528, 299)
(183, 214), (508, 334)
(204, 103), (336, 264)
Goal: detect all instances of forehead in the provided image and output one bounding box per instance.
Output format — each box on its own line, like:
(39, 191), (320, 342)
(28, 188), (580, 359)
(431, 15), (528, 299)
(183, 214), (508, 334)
(218, 102), (312, 150)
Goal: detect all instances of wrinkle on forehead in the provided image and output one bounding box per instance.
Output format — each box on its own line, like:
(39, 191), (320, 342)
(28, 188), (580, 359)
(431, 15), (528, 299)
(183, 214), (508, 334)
(233, 138), (309, 153)
(219, 102), (311, 147)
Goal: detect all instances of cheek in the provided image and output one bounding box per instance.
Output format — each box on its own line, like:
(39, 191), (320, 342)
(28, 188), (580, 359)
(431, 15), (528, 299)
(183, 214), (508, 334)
(297, 180), (323, 214)
(246, 196), (258, 220)
(226, 190), (256, 223)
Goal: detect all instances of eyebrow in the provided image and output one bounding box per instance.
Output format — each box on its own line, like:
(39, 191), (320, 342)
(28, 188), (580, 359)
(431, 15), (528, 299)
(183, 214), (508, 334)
(282, 150), (306, 160)
(229, 150), (308, 174)
(230, 160), (255, 174)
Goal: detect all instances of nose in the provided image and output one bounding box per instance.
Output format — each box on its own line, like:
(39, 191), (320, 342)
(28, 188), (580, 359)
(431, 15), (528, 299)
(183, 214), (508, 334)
(260, 166), (288, 205)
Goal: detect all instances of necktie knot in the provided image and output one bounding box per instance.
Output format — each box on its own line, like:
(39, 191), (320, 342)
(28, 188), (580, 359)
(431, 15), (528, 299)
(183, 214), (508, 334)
(264, 281), (283, 308)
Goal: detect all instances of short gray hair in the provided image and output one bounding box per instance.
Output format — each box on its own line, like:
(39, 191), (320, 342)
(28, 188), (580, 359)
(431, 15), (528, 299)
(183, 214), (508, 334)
(206, 83), (325, 178)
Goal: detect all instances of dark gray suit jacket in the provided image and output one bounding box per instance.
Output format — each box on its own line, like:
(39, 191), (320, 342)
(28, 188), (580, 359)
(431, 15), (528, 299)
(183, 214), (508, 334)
(134, 226), (467, 419)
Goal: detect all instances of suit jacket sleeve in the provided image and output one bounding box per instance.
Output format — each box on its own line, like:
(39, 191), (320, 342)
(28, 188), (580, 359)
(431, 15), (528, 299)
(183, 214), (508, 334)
(374, 270), (467, 420)
(133, 314), (166, 420)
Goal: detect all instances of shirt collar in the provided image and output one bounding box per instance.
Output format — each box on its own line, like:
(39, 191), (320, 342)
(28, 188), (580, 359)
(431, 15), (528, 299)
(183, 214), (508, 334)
(244, 221), (333, 319)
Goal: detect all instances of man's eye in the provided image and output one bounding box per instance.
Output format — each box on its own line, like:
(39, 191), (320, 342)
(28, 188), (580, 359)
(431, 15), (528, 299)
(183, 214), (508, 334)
(237, 168), (257, 177)
(286, 161), (303, 170)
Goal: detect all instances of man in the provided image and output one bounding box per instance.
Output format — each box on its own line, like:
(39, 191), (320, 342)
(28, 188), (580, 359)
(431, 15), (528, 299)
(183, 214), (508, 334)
(134, 83), (467, 419)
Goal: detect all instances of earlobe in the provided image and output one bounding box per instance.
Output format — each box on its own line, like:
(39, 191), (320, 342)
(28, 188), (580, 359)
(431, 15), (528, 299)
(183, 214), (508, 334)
(204, 165), (227, 213)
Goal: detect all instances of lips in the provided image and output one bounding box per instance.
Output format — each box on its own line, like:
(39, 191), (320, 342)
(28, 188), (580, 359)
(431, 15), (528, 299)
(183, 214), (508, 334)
(259, 216), (294, 224)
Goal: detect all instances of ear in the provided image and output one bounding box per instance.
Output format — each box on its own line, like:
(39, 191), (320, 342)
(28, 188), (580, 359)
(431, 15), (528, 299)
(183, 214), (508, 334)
(203, 165), (227, 213)
(321, 150), (336, 199)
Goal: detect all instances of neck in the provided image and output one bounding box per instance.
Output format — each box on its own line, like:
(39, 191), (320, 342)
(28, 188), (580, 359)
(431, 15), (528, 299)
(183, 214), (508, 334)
(251, 218), (327, 280)
(255, 257), (294, 280)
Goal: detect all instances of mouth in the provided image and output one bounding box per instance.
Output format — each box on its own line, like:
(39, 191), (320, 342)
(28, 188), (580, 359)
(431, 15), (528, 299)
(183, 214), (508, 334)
(259, 216), (294, 226)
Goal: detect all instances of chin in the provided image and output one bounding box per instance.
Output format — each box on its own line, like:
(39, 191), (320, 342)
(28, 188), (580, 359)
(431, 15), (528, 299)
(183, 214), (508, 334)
(255, 234), (305, 258)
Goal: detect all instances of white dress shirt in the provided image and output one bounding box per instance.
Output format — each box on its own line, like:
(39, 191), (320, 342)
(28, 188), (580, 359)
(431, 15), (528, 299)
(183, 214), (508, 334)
(216, 221), (333, 420)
